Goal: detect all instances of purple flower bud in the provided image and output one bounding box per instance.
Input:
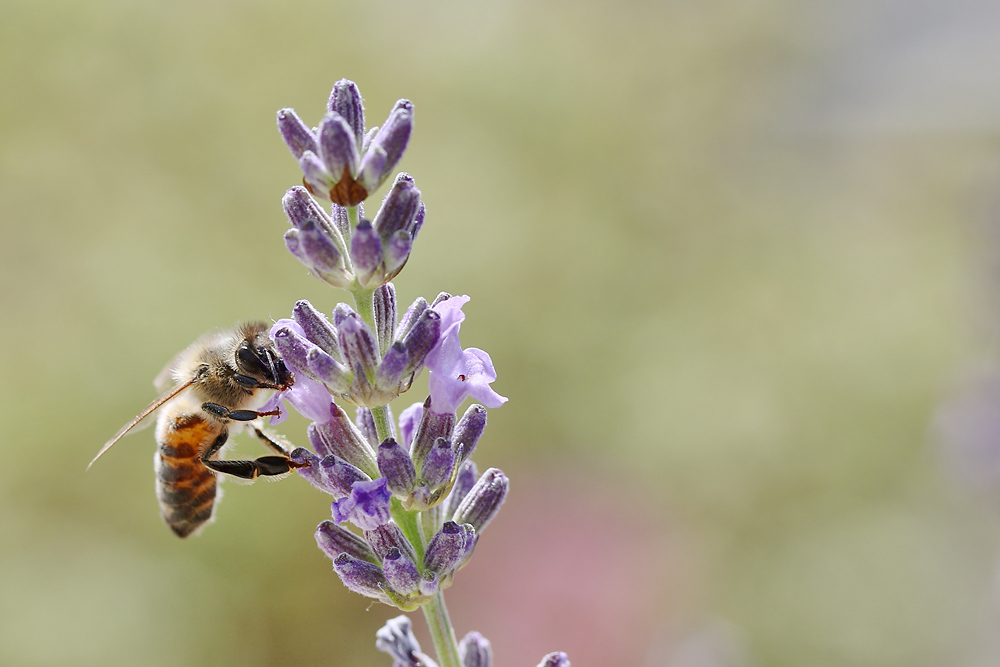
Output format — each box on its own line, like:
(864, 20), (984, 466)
(327, 79), (365, 148)
(536, 653), (571, 667)
(421, 438), (456, 489)
(350, 219), (383, 286)
(355, 407), (378, 446)
(372, 173), (421, 244)
(364, 522), (417, 563)
(318, 112), (360, 182)
(298, 150), (332, 196)
(459, 632), (493, 667)
(290, 447), (332, 494)
(277, 108), (319, 160)
(299, 218), (344, 271)
(316, 519), (377, 563)
(337, 313), (380, 381)
(306, 402), (378, 476)
(307, 348), (351, 394)
(319, 455), (370, 497)
(382, 547), (420, 595)
(398, 402), (424, 450)
(378, 438), (417, 498)
(376, 616), (431, 667)
(375, 342), (409, 391)
(423, 521), (474, 575)
(283, 186), (337, 237)
(332, 477), (392, 530)
(374, 283), (398, 350)
(357, 144), (387, 193)
(453, 404), (487, 463)
(360, 100), (413, 190)
(292, 299), (340, 358)
(401, 309), (441, 375)
(453, 468), (508, 533)
(396, 297), (430, 340)
(443, 460), (479, 521)
(272, 326), (319, 379)
(383, 230), (413, 280)
(319, 454), (371, 498)
(410, 397), (455, 470)
(333, 553), (388, 601)
(332, 302), (355, 327)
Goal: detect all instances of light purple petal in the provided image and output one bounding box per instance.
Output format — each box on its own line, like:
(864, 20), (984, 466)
(424, 295), (470, 375)
(285, 374), (335, 423)
(398, 402), (424, 450)
(427, 347), (506, 414)
(459, 348), (507, 408)
(331, 477), (392, 531)
(427, 371), (471, 415)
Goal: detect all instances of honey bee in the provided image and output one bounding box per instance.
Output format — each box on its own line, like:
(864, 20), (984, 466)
(90, 321), (307, 538)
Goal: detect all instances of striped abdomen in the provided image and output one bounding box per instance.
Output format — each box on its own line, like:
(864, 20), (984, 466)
(154, 411), (224, 538)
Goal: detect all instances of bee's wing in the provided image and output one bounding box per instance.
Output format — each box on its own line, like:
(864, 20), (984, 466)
(87, 376), (198, 469)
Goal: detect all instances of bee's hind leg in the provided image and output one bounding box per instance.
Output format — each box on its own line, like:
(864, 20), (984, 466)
(199, 429), (308, 481)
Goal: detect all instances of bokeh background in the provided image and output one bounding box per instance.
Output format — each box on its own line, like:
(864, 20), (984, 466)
(4, 0), (1000, 665)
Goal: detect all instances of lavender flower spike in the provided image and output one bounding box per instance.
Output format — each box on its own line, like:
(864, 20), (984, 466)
(279, 81), (413, 206)
(459, 632), (493, 667)
(376, 616), (439, 667)
(536, 653), (571, 667)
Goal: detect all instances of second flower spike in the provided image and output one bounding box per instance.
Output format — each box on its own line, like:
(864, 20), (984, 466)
(277, 79), (413, 206)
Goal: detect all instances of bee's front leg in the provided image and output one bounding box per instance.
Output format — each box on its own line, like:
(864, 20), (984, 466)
(201, 402), (280, 422)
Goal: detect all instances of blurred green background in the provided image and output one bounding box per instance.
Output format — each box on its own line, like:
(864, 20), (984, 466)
(3, 0), (1000, 665)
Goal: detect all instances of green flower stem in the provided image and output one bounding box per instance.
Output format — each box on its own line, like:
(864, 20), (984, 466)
(352, 285), (377, 345)
(369, 404), (393, 446)
(390, 498), (424, 560)
(423, 591), (462, 667)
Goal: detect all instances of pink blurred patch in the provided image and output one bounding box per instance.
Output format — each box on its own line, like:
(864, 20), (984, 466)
(417, 470), (695, 666)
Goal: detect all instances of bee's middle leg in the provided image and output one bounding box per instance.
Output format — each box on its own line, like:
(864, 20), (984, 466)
(202, 402), (279, 422)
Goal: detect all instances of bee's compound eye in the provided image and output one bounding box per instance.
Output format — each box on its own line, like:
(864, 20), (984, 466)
(236, 341), (268, 378)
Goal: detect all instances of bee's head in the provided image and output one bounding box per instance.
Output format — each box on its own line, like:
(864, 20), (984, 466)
(232, 324), (294, 391)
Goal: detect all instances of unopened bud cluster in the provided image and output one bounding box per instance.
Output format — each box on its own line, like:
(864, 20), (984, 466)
(272, 288), (448, 408)
(317, 460), (507, 611)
